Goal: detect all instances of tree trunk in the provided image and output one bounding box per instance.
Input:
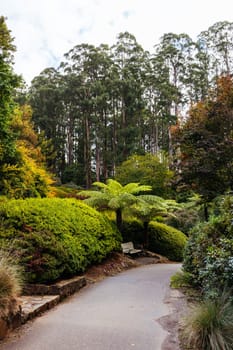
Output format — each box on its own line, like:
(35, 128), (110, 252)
(84, 114), (92, 188)
(116, 208), (122, 231)
(95, 140), (100, 182)
(204, 203), (209, 221)
(143, 221), (149, 248)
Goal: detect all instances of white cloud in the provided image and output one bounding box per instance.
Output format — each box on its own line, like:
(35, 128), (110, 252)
(2, 0), (233, 84)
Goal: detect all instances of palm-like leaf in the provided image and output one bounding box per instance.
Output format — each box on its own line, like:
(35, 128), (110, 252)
(123, 183), (152, 195)
(79, 179), (152, 229)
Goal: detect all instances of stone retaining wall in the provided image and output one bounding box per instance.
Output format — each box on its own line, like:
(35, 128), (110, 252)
(0, 276), (86, 340)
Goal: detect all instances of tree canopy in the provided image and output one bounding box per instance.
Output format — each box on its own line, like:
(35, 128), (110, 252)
(28, 21), (233, 187)
(173, 75), (233, 206)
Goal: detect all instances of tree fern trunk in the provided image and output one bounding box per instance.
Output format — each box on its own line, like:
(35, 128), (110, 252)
(116, 208), (122, 231)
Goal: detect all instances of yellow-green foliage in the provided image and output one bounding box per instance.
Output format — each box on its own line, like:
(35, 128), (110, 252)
(0, 105), (53, 199)
(0, 198), (121, 283)
(148, 221), (187, 261)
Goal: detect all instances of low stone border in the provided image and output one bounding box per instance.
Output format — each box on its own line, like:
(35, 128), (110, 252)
(23, 276), (86, 299)
(0, 276), (87, 340)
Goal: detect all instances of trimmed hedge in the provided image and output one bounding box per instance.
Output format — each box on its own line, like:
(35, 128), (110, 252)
(148, 221), (187, 261)
(0, 198), (121, 283)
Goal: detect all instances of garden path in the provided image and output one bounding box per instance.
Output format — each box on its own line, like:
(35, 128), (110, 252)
(1, 263), (182, 350)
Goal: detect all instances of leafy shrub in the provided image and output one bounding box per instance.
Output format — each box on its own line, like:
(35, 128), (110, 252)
(0, 198), (121, 283)
(0, 251), (22, 317)
(183, 196), (233, 295)
(148, 221), (187, 261)
(184, 292), (233, 350)
(165, 207), (200, 235)
(115, 153), (174, 197)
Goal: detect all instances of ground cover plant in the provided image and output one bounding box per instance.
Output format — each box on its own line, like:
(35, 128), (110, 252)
(0, 198), (121, 283)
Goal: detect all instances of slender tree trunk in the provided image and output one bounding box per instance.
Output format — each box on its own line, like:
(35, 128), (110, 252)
(204, 203), (209, 221)
(67, 115), (74, 165)
(84, 114), (91, 188)
(143, 221), (149, 248)
(116, 208), (122, 231)
(95, 140), (100, 182)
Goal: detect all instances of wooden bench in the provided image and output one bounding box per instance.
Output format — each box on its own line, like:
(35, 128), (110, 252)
(121, 242), (142, 256)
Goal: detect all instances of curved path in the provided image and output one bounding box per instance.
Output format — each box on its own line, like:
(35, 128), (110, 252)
(1, 264), (180, 350)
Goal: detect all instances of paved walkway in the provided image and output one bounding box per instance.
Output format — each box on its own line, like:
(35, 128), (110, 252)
(1, 264), (181, 350)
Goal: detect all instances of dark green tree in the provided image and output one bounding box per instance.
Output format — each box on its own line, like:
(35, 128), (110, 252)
(0, 16), (20, 166)
(115, 153), (173, 197)
(29, 68), (65, 174)
(173, 75), (233, 218)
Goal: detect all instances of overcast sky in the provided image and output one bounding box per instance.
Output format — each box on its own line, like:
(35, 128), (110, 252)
(2, 0), (233, 85)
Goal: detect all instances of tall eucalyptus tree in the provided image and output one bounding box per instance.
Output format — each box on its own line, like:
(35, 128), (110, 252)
(198, 21), (233, 77)
(111, 32), (148, 164)
(60, 43), (117, 187)
(29, 67), (65, 174)
(0, 16), (20, 166)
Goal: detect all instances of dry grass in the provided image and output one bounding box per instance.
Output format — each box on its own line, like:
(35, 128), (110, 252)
(0, 252), (23, 317)
(183, 292), (233, 350)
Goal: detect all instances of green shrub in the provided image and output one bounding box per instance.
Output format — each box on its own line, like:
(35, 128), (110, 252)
(148, 221), (187, 261)
(183, 196), (233, 295)
(165, 207), (200, 235)
(0, 198), (121, 283)
(0, 251), (23, 317)
(184, 292), (233, 350)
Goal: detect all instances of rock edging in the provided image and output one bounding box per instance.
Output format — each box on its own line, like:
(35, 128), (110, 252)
(0, 276), (86, 340)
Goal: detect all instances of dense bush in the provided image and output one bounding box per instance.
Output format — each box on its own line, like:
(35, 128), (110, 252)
(148, 222), (187, 261)
(165, 207), (200, 235)
(183, 195), (233, 296)
(0, 198), (121, 283)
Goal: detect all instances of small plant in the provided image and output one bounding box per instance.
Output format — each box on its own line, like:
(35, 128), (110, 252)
(0, 251), (23, 317)
(170, 271), (193, 289)
(183, 291), (233, 350)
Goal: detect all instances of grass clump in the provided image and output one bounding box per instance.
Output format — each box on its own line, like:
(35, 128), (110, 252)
(183, 292), (233, 350)
(0, 252), (22, 317)
(170, 270), (193, 289)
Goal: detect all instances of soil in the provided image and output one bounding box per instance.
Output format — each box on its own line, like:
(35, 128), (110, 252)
(83, 252), (140, 283)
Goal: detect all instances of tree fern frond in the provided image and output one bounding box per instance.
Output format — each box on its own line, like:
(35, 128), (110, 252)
(124, 183), (152, 194)
(92, 181), (108, 190)
(139, 194), (166, 204)
(106, 179), (123, 191)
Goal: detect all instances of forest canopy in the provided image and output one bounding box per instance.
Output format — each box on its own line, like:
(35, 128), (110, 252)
(28, 20), (233, 188)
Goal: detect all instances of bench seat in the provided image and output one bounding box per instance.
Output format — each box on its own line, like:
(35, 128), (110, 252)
(121, 242), (142, 255)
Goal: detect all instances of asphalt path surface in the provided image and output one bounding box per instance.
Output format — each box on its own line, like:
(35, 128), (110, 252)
(1, 263), (181, 350)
